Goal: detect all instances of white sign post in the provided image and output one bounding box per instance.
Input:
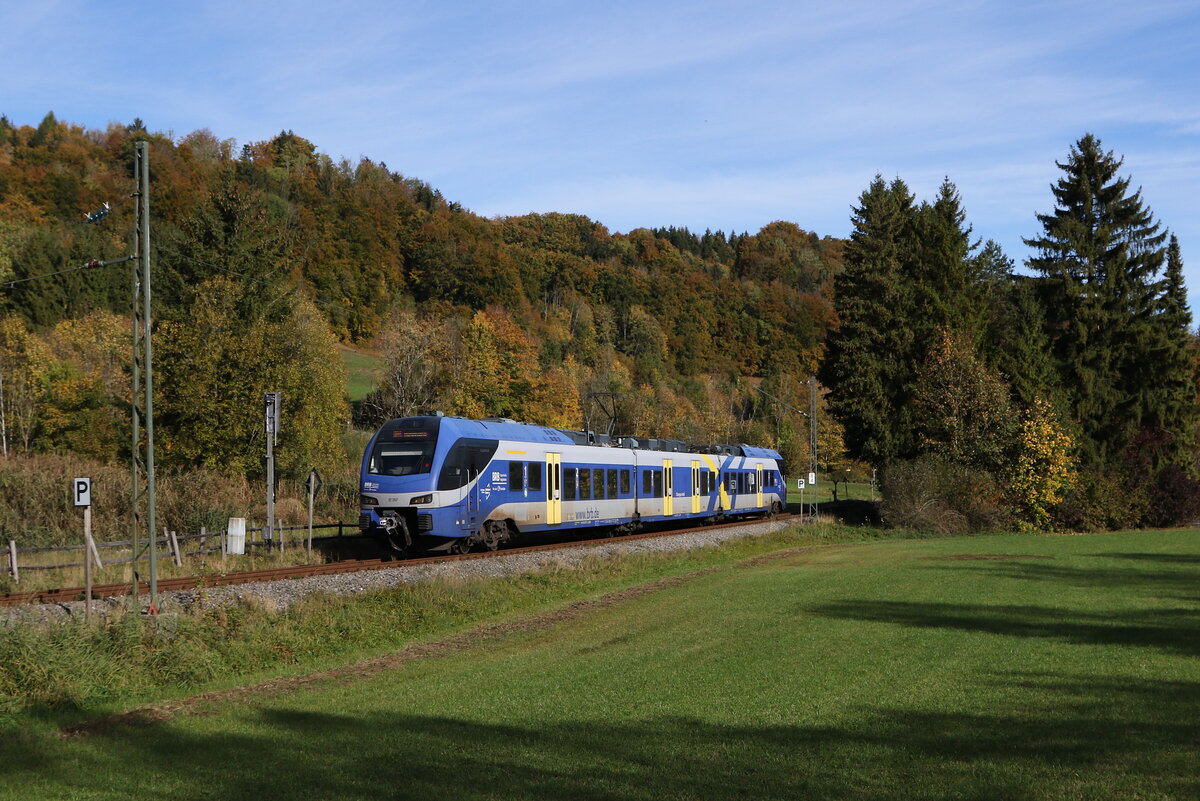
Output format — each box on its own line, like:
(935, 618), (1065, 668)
(74, 478), (93, 621)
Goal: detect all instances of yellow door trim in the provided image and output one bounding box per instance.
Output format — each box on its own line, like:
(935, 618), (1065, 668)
(663, 458), (674, 516)
(547, 452), (562, 525)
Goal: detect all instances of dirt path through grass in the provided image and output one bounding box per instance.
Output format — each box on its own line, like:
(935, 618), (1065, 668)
(61, 567), (725, 737)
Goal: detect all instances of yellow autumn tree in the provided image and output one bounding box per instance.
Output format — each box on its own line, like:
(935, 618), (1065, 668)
(0, 315), (50, 455)
(527, 354), (583, 428)
(1010, 398), (1075, 530)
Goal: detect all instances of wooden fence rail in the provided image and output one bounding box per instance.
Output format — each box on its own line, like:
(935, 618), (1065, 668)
(5, 521), (360, 583)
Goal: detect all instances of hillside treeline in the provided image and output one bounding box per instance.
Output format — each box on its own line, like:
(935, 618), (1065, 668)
(0, 113), (840, 486)
(1, 115), (1197, 536)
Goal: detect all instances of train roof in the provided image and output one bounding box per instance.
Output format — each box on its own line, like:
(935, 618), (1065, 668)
(394, 415), (783, 461)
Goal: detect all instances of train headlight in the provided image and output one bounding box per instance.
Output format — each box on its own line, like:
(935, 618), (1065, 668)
(409, 493), (433, 505)
(360, 494), (379, 506)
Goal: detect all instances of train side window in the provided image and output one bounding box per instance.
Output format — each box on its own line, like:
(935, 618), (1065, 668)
(529, 463), (543, 492)
(749, 472), (757, 492)
(564, 467), (577, 500)
(653, 469), (663, 497)
(642, 469), (652, 495)
(437, 439), (499, 491)
(621, 470), (631, 495)
(607, 469), (617, 498)
(579, 468), (592, 500)
(508, 461), (524, 492)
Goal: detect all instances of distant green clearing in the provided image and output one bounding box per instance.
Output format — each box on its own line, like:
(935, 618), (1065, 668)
(788, 479), (875, 505)
(338, 345), (384, 402)
(3, 529), (1197, 800)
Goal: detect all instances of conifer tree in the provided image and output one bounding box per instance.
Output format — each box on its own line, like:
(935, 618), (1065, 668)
(1133, 234), (1198, 465)
(1024, 134), (1169, 464)
(821, 176), (918, 464)
(911, 179), (983, 347)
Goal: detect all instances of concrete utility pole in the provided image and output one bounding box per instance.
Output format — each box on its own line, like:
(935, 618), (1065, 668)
(130, 141), (158, 605)
(265, 392), (281, 545)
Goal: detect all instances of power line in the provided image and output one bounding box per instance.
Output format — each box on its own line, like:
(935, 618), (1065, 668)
(0, 255), (136, 290)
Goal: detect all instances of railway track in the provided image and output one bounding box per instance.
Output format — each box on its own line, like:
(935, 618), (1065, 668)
(0, 513), (798, 608)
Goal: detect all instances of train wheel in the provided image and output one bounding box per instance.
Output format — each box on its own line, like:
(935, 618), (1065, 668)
(381, 513), (412, 555)
(450, 537), (473, 555)
(480, 520), (508, 551)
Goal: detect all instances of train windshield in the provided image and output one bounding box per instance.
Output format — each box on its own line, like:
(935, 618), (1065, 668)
(367, 417), (440, 476)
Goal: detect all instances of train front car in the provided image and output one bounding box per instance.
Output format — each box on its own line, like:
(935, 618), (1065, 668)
(360, 415), (578, 554)
(359, 415), (445, 552)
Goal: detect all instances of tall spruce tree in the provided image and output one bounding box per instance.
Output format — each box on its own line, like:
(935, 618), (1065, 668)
(1024, 134), (1170, 465)
(1134, 233), (1198, 465)
(911, 179), (983, 347)
(821, 176), (918, 464)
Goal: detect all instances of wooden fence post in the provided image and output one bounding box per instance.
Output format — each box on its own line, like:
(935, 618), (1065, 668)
(7, 540), (16, 584)
(166, 528), (182, 567)
(87, 535), (103, 572)
(199, 526), (207, 553)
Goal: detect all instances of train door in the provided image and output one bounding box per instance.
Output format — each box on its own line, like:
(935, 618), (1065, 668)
(663, 458), (674, 516)
(546, 453), (562, 525)
(691, 461), (701, 514)
(756, 463), (764, 508)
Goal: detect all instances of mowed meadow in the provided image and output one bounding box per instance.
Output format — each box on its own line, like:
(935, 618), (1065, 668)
(1, 526), (1196, 800)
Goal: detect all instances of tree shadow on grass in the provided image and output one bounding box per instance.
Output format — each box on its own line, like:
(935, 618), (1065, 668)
(920, 557), (1200, 600)
(2, 672), (1197, 800)
(812, 598), (1199, 657)
(1103, 552), (1200, 565)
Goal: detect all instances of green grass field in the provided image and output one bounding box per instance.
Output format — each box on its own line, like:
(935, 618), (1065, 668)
(338, 345), (384, 402)
(2, 528), (1197, 800)
(788, 479), (876, 505)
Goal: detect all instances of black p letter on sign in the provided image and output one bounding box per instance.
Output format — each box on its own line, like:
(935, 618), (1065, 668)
(74, 478), (92, 507)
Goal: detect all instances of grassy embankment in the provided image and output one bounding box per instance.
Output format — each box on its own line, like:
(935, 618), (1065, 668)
(338, 344), (384, 403)
(2, 525), (1197, 800)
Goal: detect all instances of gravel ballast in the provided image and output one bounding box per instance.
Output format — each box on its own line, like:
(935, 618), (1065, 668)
(3, 518), (798, 626)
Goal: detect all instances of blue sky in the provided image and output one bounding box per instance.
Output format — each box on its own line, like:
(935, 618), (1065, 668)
(3, 1), (1199, 301)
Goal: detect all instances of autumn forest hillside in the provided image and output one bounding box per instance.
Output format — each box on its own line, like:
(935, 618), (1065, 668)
(0, 114), (841, 476)
(2, 113), (1198, 537)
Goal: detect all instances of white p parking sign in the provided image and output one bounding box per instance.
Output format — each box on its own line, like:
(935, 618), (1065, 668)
(73, 477), (92, 507)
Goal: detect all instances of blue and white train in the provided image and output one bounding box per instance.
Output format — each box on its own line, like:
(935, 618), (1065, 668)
(359, 414), (787, 553)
